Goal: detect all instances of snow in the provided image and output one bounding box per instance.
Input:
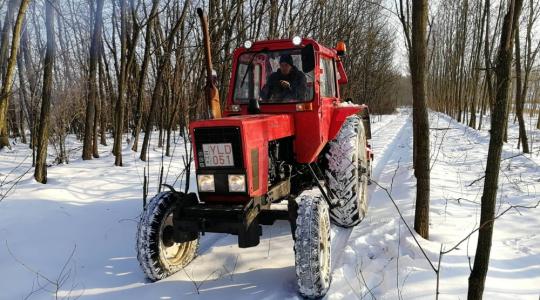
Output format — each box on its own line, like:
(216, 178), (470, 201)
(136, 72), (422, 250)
(1, 109), (539, 299)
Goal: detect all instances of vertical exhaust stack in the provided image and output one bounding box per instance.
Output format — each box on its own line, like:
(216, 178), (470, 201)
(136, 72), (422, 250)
(197, 8), (222, 119)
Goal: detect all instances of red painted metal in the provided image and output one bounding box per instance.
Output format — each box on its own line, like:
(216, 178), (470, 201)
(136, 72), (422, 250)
(191, 38), (370, 201)
(328, 105), (365, 140)
(191, 114), (294, 198)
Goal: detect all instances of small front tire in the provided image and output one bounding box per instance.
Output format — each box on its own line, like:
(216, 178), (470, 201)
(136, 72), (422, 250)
(294, 194), (332, 298)
(136, 191), (198, 281)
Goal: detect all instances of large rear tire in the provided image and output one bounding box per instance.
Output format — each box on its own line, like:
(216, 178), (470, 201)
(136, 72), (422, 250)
(294, 194), (331, 299)
(325, 115), (369, 227)
(136, 191), (198, 281)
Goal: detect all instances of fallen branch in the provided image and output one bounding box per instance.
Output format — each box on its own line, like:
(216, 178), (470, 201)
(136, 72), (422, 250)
(182, 267), (220, 294)
(371, 179), (437, 273)
(6, 241), (82, 299)
(467, 175), (485, 187)
(441, 200), (540, 255)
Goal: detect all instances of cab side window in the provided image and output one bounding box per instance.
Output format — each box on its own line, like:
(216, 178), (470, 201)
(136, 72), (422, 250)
(319, 57), (336, 98)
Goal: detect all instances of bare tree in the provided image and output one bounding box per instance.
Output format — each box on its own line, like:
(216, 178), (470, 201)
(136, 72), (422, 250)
(468, 0), (524, 297)
(34, 0), (57, 183)
(112, 0), (129, 166)
(398, 0), (431, 239)
(83, 0), (105, 160)
(132, 0), (159, 152)
(140, 1), (189, 161)
(516, 0), (540, 150)
(514, 22), (529, 153)
(0, 0), (30, 149)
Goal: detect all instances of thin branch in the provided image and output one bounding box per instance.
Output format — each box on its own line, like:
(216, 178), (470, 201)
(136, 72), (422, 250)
(442, 200), (540, 255)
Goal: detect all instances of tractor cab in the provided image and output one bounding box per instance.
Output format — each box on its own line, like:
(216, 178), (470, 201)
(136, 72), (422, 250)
(223, 37), (349, 115)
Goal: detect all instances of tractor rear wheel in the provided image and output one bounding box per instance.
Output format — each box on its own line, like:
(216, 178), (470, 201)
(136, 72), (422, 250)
(294, 194), (331, 298)
(136, 191), (198, 281)
(325, 115), (369, 227)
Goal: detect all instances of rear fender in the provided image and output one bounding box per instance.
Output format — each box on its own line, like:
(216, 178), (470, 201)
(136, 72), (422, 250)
(328, 104), (370, 140)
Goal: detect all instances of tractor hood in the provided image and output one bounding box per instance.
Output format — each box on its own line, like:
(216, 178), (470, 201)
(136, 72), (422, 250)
(190, 114), (294, 142)
(190, 114), (295, 199)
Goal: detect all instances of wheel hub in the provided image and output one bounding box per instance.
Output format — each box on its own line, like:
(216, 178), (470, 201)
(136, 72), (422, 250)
(162, 225), (175, 247)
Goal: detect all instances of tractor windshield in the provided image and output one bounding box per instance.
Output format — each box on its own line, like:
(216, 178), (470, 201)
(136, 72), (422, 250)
(233, 49), (314, 104)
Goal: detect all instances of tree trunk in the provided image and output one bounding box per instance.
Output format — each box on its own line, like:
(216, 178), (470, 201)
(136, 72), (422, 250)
(0, 0), (30, 149)
(483, 0), (494, 114)
(0, 0), (18, 83)
(410, 0), (430, 239)
(83, 0), (104, 160)
(140, 2), (189, 161)
(17, 46), (29, 145)
(113, 0), (129, 166)
(468, 0), (523, 298)
(514, 23), (529, 153)
(132, 0), (158, 152)
(537, 109), (540, 129)
(158, 100), (164, 148)
(98, 52), (108, 146)
(18, 106), (25, 143)
(92, 87), (100, 158)
(34, 0), (55, 184)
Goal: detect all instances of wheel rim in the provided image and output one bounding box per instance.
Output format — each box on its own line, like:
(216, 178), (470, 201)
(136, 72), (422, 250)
(159, 210), (190, 266)
(319, 208), (331, 279)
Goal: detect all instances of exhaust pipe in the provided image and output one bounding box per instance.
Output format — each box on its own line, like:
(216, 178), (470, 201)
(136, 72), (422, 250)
(197, 8), (222, 119)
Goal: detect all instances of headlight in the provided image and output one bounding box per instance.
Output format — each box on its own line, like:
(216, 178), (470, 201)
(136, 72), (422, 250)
(228, 174), (246, 192)
(292, 36), (302, 46)
(197, 174), (215, 192)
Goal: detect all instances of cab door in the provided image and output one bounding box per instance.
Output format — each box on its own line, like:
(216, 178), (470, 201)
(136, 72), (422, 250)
(319, 56), (339, 141)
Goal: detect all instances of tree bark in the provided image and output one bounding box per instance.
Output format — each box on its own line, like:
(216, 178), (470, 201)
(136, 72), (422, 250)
(0, 0), (17, 81)
(83, 0), (105, 160)
(17, 38), (30, 145)
(132, 0), (159, 152)
(514, 22), (529, 153)
(410, 0), (430, 239)
(0, 0), (30, 149)
(34, 0), (56, 183)
(537, 106), (540, 129)
(468, 0), (524, 298)
(98, 51), (108, 146)
(113, 0), (129, 166)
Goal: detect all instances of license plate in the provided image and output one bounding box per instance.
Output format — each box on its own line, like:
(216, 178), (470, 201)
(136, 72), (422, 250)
(202, 143), (234, 167)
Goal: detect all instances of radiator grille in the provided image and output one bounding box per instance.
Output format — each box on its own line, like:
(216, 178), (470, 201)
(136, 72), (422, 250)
(193, 126), (243, 169)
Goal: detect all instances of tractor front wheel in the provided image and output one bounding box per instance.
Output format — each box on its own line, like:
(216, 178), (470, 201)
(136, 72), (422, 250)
(136, 191), (198, 281)
(294, 194), (332, 298)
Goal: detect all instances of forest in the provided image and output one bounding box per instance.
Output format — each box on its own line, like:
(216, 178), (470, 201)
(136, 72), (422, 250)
(0, 0), (539, 299)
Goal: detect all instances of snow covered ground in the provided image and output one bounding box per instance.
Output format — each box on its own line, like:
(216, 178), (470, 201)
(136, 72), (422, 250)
(0, 109), (539, 299)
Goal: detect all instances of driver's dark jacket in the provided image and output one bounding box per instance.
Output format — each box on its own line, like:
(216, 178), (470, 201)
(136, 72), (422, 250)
(260, 67), (307, 100)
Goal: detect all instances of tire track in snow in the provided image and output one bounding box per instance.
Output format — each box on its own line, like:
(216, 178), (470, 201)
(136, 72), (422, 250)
(370, 113), (400, 138)
(330, 111), (411, 275)
(370, 111), (411, 181)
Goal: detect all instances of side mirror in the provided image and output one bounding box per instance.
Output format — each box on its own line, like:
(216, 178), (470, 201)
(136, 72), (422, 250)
(301, 44), (315, 73)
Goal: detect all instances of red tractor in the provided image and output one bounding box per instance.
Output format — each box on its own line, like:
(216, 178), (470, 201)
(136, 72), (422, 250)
(136, 36), (372, 298)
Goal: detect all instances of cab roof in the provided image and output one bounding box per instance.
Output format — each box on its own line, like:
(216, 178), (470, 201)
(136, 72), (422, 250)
(233, 37), (338, 58)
